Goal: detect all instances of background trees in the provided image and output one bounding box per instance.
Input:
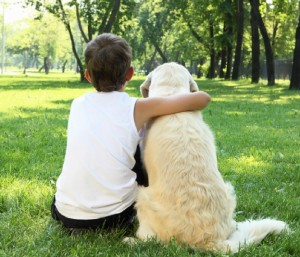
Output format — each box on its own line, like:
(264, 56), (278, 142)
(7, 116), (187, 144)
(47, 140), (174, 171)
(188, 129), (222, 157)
(1, 0), (299, 88)
(25, 0), (136, 81)
(5, 14), (70, 74)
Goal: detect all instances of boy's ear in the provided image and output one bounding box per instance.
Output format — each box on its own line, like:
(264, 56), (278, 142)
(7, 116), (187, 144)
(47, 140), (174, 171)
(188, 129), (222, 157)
(85, 70), (92, 83)
(126, 66), (134, 81)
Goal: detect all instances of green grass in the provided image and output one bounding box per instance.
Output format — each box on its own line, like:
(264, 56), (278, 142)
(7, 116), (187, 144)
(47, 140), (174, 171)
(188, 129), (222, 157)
(0, 72), (299, 256)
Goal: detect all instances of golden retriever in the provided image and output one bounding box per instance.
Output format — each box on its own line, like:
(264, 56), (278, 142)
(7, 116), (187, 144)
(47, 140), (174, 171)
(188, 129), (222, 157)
(133, 62), (288, 253)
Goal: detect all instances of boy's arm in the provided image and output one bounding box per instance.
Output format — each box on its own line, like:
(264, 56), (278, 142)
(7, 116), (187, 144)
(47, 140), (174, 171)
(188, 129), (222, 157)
(134, 91), (211, 131)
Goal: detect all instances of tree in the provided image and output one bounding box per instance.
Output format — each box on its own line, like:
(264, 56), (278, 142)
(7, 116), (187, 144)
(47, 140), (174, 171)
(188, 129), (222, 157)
(250, 0), (275, 85)
(232, 0), (244, 80)
(250, 0), (260, 83)
(218, 25), (228, 79)
(222, 0), (234, 80)
(290, 1), (300, 89)
(207, 18), (217, 79)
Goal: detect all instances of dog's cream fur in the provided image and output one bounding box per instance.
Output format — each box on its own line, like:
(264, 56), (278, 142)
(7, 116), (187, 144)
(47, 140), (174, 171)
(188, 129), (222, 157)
(133, 62), (288, 253)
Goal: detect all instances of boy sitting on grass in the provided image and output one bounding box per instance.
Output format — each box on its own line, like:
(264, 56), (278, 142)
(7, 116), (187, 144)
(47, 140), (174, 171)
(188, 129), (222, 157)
(51, 33), (211, 233)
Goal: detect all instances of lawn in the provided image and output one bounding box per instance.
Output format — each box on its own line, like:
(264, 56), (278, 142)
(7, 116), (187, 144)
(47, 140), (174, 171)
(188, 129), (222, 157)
(0, 72), (299, 257)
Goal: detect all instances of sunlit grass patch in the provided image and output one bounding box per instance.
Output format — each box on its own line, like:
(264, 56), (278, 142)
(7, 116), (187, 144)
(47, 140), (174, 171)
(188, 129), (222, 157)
(225, 154), (270, 175)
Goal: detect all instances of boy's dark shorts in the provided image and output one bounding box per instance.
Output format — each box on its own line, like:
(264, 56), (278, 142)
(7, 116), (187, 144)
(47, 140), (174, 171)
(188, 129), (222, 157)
(51, 197), (136, 233)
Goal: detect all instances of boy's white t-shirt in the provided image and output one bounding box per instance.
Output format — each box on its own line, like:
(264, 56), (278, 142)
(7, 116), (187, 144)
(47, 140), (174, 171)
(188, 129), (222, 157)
(55, 91), (141, 220)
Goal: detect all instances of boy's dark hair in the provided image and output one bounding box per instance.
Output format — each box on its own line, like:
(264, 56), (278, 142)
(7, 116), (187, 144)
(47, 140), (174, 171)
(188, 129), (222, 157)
(84, 33), (132, 92)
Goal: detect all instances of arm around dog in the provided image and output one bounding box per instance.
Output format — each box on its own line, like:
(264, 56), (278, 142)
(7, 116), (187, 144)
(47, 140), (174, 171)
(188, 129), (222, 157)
(134, 91), (211, 131)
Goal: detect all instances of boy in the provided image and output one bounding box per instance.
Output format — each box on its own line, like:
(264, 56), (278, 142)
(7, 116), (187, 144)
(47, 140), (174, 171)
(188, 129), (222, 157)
(51, 33), (211, 233)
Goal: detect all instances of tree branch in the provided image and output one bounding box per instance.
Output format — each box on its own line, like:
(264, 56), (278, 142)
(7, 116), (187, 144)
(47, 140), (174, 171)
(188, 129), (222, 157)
(75, 1), (89, 43)
(103, 0), (121, 33)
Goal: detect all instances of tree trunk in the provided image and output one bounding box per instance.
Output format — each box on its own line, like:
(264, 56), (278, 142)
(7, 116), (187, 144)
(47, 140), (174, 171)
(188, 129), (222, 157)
(219, 48), (227, 78)
(186, 21), (209, 49)
(44, 57), (50, 74)
(145, 49), (157, 75)
(250, 0), (275, 85)
(62, 60), (68, 73)
(23, 51), (27, 74)
(98, 1), (114, 34)
(271, 20), (279, 50)
(87, 0), (94, 40)
(250, 0), (260, 83)
(152, 40), (168, 63)
(232, 0), (244, 80)
(104, 0), (121, 32)
(57, 0), (85, 82)
(207, 20), (216, 79)
(290, 3), (300, 90)
(75, 2), (88, 43)
(225, 15), (233, 80)
(225, 41), (233, 80)
(219, 21), (228, 79)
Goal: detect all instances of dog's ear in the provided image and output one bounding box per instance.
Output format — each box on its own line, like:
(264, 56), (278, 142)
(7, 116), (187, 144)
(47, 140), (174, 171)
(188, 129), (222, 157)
(189, 76), (199, 92)
(140, 72), (152, 98)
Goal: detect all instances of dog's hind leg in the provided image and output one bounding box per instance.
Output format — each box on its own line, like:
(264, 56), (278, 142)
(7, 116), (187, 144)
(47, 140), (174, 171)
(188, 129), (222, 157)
(136, 218), (157, 241)
(123, 220), (157, 246)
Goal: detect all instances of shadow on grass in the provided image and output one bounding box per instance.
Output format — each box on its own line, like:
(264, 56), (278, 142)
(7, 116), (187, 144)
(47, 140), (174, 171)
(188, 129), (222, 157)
(197, 79), (300, 102)
(0, 76), (90, 91)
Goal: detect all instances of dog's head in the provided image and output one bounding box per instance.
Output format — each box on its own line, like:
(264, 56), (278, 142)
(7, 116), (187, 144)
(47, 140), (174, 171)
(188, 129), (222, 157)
(140, 62), (199, 98)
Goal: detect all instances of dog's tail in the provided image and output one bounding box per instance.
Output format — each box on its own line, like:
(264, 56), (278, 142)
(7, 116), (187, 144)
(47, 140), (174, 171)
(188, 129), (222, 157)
(222, 218), (289, 253)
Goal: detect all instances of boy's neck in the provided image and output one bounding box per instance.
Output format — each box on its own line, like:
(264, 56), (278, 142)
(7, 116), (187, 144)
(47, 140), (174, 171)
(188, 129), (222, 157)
(118, 85), (126, 92)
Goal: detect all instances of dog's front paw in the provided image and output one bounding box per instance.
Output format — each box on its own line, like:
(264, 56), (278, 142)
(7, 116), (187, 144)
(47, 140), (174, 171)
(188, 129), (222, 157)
(123, 236), (138, 245)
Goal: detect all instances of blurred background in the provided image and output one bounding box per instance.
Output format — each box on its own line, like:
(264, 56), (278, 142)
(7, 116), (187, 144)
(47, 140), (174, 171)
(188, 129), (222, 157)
(0, 0), (299, 88)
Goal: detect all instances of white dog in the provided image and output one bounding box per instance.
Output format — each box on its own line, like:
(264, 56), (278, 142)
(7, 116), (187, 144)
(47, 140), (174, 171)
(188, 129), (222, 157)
(133, 62), (288, 253)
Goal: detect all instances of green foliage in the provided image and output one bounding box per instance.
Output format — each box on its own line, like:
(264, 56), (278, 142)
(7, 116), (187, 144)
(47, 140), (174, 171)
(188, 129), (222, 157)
(25, 0), (136, 38)
(5, 14), (72, 70)
(0, 73), (299, 256)
(264, 0), (299, 58)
